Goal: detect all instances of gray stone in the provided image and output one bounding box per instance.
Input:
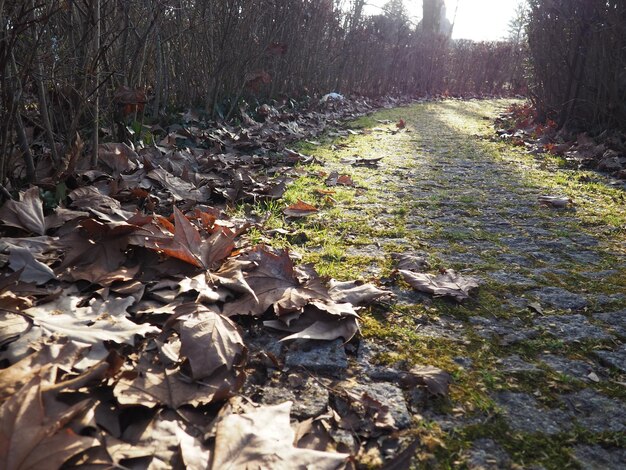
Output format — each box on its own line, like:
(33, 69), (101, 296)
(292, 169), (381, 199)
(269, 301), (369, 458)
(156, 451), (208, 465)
(440, 252), (486, 266)
(453, 356), (473, 369)
(581, 270), (618, 280)
(529, 287), (589, 310)
(496, 355), (540, 374)
(496, 254), (534, 267)
(356, 341), (405, 382)
(593, 294), (626, 307)
(568, 234), (600, 247)
(390, 287), (431, 306)
(566, 250), (602, 265)
(573, 445), (626, 470)
(533, 314), (611, 342)
(467, 439), (511, 470)
(285, 339), (347, 377)
(500, 237), (539, 251)
(486, 270), (537, 287)
(346, 244), (384, 257)
(260, 378), (329, 419)
(535, 239), (569, 251)
(594, 345), (626, 373)
(560, 389), (626, 433)
(495, 392), (571, 435)
(524, 226), (553, 237)
(413, 315), (466, 341)
(528, 251), (564, 264)
(347, 381), (412, 429)
(470, 316), (538, 345)
(594, 310), (626, 339)
(539, 354), (604, 382)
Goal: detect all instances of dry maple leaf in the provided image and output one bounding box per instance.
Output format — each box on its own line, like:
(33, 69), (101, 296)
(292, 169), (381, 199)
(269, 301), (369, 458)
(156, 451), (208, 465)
(538, 195), (573, 208)
(0, 376), (98, 470)
(283, 200), (318, 217)
(8, 247), (56, 285)
(399, 269), (479, 302)
(56, 218), (140, 283)
(0, 187), (46, 235)
(23, 289), (158, 363)
(328, 279), (392, 306)
(0, 341), (83, 403)
(174, 303), (246, 381)
(114, 351), (244, 408)
(210, 401), (348, 469)
(391, 252), (431, 272)
(221, 246), (329, 317)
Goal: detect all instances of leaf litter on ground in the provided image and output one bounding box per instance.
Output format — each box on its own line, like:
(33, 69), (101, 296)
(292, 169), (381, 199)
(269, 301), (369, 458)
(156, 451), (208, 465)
(0, 95), (436, 468)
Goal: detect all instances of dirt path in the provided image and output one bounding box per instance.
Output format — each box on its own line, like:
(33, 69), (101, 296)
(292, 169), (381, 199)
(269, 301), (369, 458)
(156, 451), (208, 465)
(278, 99), (626, 468)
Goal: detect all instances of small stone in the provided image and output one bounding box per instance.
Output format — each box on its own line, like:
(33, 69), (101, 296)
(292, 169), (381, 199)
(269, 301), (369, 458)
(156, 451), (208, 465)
(566, 250), (602, 265)
(497, 254), (534, 267)
(356, 341), (404, 382)
(533, 314), (611, 342)
(495, 392), (571, 435)
(496, 355), (540, 374)
(561, 389), (626, 433)
(486, 271), (537, 287)
(470, 316), (538, 345)
(528, 251), (563, 264)
(539, 354), (604, 382)
(285, 339), (348, 377)
(528, 287), (588, 311)
(260, 377), (329, 419)
(572, 444), (626, 470)
(453, 356), (473, 369)
(466, 439), (511, 470)
(593, 294), (626, 307)
(594, 310), (626, 339)
(594, 344), (626, 373)
(347, 381), (412, 429)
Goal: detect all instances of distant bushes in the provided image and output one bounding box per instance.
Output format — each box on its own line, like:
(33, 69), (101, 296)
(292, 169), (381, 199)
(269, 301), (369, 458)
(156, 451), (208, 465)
(0, 1), (523, 185)
(526, 0), (626, 133)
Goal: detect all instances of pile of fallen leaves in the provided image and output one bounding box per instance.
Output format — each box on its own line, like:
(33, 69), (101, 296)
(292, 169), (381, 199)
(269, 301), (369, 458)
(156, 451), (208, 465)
(0, 95), (476, 469)
(494, 103), (626, 179)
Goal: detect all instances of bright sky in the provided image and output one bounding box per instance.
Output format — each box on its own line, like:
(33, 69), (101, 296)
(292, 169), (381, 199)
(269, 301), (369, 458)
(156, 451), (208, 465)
(363, 0), (524, 41)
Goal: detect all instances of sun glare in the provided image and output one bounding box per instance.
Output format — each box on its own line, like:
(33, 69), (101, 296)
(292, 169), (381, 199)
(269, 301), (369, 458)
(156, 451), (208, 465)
(364, 0), (523, 41)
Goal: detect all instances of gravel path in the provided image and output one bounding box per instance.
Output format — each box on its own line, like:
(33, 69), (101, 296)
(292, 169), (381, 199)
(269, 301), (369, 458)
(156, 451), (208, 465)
(288, 99), (626, 468)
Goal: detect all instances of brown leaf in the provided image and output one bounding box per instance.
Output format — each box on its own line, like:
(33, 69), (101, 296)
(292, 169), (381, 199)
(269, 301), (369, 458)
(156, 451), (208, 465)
(68, 186), (134, 223)
(210, 401), (348, 469)
(399, 269), (479, 302)
(221, 247), (329, 317)
(283, 200), (318, 218)
(140, 208), (204, 268)
(0, 312), (31, 348)
(8, 247), (56, 285)
(175, 303), (246, 381)
(0, 187), (46, 235)
(199, 226), (236, 269)
(147, 168), (209, 202)
(399, 366), (452, 397)
(328, 279), (391, 306)
(24, 289), (158, 363)
(56, 219), (140, 283)
(114, 350), (244, 408)
(391, 252), (431, 272)
(0, 376), (98, 470)
(98, 143), (138, 172)
(0, 341), (83, 402)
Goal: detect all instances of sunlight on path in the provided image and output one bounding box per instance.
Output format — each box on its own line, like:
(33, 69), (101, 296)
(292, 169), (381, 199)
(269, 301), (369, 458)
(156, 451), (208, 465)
(295, 99), (626, 468)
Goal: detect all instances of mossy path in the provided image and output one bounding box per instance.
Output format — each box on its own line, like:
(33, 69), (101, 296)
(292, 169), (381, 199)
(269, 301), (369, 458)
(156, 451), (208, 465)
(258, 100), (626, 468)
